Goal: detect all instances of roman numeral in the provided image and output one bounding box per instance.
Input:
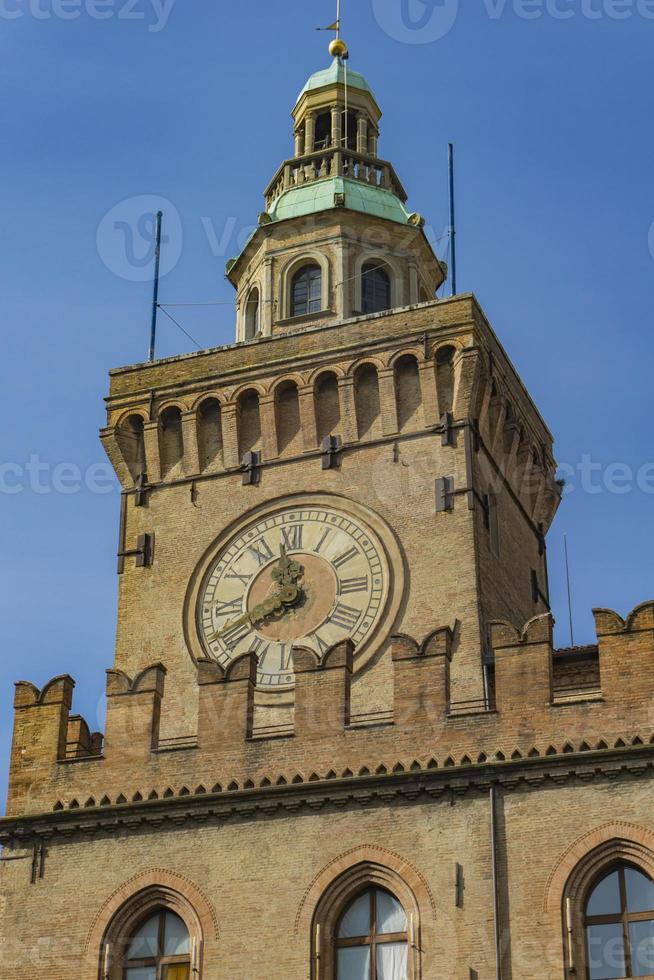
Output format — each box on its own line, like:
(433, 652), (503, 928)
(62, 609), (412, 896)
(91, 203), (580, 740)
(313, 529), (331, 554)
(279, 644), (292, 672)
(226, 569), (251, 587)
(214, 596), (243, 618)
(339, 576), (369, 596)
(281, 525), (303, 551)
(222, 622), (251, 651)
(333, 546), (359, 569)
(248, 537), (274, 566)
(330, 602), (361, 631)
(250, 636), (270, 666)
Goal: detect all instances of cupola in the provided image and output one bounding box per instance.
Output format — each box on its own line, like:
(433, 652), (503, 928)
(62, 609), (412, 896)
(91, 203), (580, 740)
(226, 48), (447, 342)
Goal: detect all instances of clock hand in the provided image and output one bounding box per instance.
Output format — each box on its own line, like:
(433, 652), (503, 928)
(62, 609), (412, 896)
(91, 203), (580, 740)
(213, 583), (302, 641)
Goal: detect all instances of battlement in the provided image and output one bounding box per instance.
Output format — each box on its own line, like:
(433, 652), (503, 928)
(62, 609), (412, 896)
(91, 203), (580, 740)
(4, 601), (653, 820)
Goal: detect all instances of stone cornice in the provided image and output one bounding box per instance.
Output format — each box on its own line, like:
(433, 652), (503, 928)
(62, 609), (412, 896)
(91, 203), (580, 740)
(3, 745), (653, 847)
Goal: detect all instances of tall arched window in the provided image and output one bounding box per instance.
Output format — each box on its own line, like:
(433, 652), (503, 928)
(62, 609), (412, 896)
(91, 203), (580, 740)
(292, 264), (322, 317)
(336, 887), (409, 980)
(123, 908), (191, 979)
(245, 287), (260, 340)
(585, 865), (654, 978)
(362, 262), (391, 315)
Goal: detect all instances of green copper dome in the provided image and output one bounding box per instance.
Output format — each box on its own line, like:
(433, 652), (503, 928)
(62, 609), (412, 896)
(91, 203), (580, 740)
(296, 58), (372, 104)
(267, 176), (411, 226)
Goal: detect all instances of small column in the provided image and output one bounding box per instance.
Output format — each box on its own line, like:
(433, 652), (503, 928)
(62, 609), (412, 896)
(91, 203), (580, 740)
(418, 361), (439, 428)
(294, 127), (304, 158)
(261, 260), (273, 335)
(259, 394), (278, 460)
(143, 420), (162, 484)
(338, 376), (359, 443)
(357, 113), (368, 155)
(331, 105), (342, 148)
(221, 403), (240, 469)
(408, 262), (419, 305)
(298, 385), (318, 451)
(305, 112), (316, 154)
(369, 130), (379, 157)
(379, 368), (399, 436)
(181, 411), (200, 477)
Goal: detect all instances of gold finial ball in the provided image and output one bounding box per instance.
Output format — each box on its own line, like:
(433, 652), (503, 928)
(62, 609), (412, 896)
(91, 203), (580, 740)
(329, 38), (349, 59)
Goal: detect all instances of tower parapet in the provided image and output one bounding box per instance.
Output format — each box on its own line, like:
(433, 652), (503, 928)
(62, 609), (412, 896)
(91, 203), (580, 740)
(4, 601), (652, 824)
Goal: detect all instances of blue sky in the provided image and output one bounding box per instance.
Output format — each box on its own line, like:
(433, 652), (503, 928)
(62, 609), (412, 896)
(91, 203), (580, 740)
(1, 0), (652, 800)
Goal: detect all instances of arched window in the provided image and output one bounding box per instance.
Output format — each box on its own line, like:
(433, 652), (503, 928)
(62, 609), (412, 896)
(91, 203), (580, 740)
(123, 908), (191, 979)
(362, 262), (391, 315)
(335, 887), (409, 980)
(585, 865), (654, 978)
(292, 264), (322, 317)
(245, 287), (260, 340)
(116, 414), (145, 482)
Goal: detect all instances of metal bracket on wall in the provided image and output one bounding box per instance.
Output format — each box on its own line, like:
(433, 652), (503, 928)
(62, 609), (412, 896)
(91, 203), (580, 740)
(134, 472), (150, 507)
(441, 411), (455, 447)
(241, 451), (262, 486)
(436, 476), (455, 513)
(321, 435), (342, 470)
(117, 533), (155, 574)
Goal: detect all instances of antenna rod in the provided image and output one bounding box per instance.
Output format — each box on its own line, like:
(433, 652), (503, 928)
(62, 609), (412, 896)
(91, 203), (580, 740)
(148, 210), (163, 363)
(336, 0), (341, 37)
(564, 533), (575, 647)
(448, 143), (457, 296)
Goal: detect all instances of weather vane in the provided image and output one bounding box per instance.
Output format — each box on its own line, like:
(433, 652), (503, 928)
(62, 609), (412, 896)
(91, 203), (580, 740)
(317, 0), (349, 60)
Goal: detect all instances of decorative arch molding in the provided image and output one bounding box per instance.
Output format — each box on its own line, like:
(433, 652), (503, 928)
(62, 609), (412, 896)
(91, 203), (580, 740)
(269, 372), (308, 397)
(352, 251), (405, 313)
(546, 825), (654, 979)
(346, 354), (387, 377)
(239, 279), (263, 342)
(279, 250), (332, 320)
(230, 381), (268, 402)
(115, 407), (150, 429)
(294, 844), (436, 937)
(544, 821), (654, 913)
(155, 399), (190, 419)
(388, 347), (423, 369)
(83, 869), (218, 979)
(308, 364), (346, 385)
(190, 390), (229, 412)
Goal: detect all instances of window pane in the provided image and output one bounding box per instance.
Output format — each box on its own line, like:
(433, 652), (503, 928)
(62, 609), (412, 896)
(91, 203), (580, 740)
(586, 922), (626, 980)
(337, 945), (371, 980)
(163, 911), (190, 955)
(587, 872), (622, 917)
(163, 967), (191, 980)
(339, 891), (371, 938)
(626, 869), (654, 913)
(630, 918), (654, 976)
(126, 970), (157, 980)
(376, 891), (407, 935)
(127, 913), (160, 959)
(376, 941), (409, 980)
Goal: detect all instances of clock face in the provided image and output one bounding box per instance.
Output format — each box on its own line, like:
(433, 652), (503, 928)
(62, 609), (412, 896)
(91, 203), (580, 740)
(197, 505), (390, 689)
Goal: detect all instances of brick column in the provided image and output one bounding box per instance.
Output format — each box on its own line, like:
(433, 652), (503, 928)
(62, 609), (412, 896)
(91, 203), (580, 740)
(298, 385), (318, 451)
(259, 394), (278, 460)
(418, 361), (439, 427)
(338, 376), (358, 443)
(378, 368), (399, 436)
(143, 420), (161, 484)
(221, 403), (240, 469)
(181, 411), (200, 477)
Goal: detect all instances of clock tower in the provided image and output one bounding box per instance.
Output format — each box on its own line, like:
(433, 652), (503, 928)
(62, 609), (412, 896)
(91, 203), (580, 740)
(3, 42), (652, 980)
